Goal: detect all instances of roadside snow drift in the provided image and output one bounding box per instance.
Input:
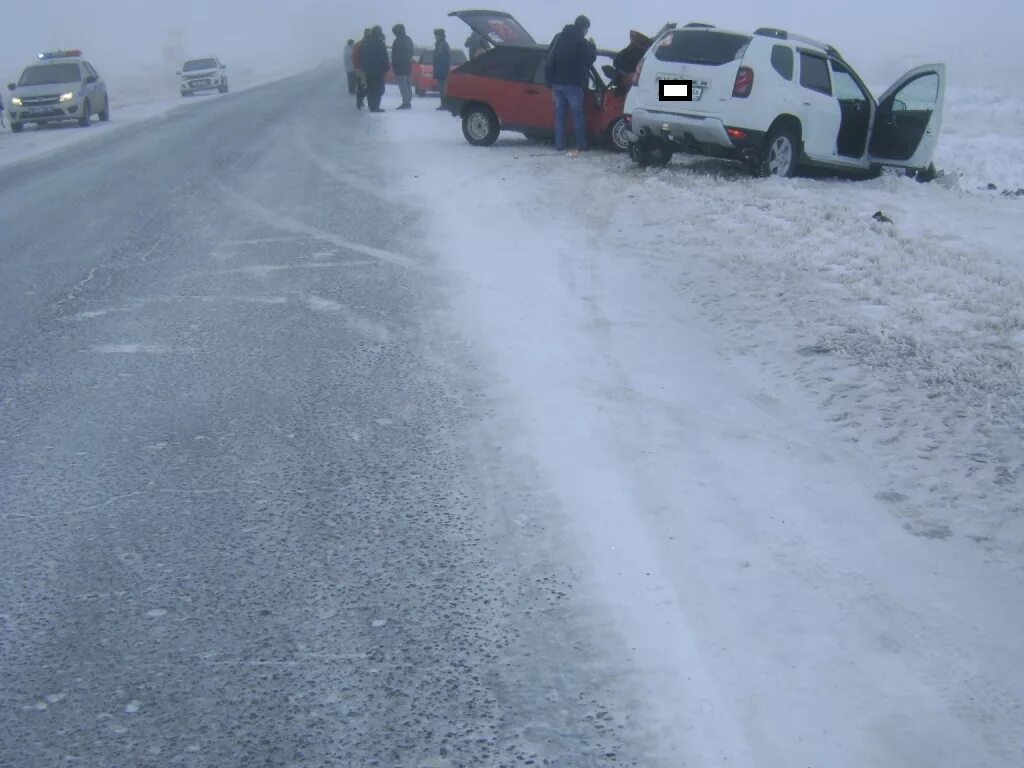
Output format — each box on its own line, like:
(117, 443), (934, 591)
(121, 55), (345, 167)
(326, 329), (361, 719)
(371, 84), (1023, 767)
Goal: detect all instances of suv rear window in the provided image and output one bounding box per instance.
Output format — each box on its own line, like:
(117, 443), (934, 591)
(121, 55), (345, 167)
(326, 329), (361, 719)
(18, 64), (81, 86)
(771, 45), (794, 80)
(653, 30), (751, 66)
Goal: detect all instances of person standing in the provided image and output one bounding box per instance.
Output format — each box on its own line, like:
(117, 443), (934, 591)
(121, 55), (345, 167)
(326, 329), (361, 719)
(352, 29), (371, 109)
(432, 28), (451, 111)
(363, 26), (390, 113)
(612, 31), (651, 90)
(465, 31), (485, 59)
(344, 39), (356, 95)
(391, 24), (415, 110)
(545, 15), (597, 156)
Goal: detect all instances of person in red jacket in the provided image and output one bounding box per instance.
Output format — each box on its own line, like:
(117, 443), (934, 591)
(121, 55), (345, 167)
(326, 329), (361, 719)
(351, 28), (370, 109)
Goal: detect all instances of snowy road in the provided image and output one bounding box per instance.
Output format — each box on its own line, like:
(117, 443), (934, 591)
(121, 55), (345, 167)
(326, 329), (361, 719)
(0, 73), (650, 765)
(2, 66), (1023, 768)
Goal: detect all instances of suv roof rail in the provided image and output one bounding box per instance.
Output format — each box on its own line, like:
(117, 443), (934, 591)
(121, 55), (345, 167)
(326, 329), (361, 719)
(754, 27), (787, 39)
(788, 33), (830, 52)
(683, 22), (716, 29)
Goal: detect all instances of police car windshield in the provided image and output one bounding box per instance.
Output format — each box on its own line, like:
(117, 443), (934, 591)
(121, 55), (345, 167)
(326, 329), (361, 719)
(184, 59), (217, 71)
(19, 63), (81, 86)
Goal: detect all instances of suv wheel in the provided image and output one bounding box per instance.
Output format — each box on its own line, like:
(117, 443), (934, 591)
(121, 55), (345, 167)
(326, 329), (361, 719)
(758, 127), (798, 178)
(98, 97), (110, 122)
(606, 116), (630, 152)
(10, 122), (23, 133)
(462, 106), (499, 146)
(629, 139), (673, 168)
(78, 99), (91, 127)
(218, 81), (229, 94)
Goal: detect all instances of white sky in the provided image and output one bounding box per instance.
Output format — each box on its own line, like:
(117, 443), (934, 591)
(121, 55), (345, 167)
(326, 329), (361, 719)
(4, 1), (1018, 88)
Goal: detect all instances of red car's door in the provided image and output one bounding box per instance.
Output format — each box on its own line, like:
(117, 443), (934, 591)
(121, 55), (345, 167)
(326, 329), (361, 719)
(462, 47), (551, 131)
(511, 53), (554, 130)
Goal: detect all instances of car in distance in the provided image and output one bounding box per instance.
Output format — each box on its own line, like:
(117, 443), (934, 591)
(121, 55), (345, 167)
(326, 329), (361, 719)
(6, 50), (110, 133)
(178, 57), (229, 97)
(413, 47), (468, 96)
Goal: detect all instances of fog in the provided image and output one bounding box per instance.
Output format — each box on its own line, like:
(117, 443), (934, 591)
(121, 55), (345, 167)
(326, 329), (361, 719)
(5, 1), (1019, 91)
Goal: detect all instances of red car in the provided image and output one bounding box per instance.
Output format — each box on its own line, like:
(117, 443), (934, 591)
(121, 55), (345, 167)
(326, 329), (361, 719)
(413, 47), (468, 96)
(442, 10), (659, 151)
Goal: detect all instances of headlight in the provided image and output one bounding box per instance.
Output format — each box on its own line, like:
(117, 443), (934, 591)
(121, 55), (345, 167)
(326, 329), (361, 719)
(59, 92), (75, 102)
(11, 96), (22, 106)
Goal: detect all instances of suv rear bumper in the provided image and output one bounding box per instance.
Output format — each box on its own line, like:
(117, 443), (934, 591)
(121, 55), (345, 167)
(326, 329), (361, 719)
(628, 108), (765, 161)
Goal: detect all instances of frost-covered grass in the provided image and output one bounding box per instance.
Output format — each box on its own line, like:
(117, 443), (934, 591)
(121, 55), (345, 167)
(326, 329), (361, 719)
(935, 85), (1024, 193)
(370, 80), (1024, 766)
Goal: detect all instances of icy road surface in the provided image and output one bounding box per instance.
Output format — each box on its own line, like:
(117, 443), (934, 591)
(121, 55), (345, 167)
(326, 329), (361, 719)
(0, 73), (651, 766)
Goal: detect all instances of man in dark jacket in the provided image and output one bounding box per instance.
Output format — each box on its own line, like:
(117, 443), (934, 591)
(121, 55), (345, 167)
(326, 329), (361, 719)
(391, 23), (415, 109)
(362, 26), (390, 113)
(545, 15), (597, 155)
(433, 28), (451, 110)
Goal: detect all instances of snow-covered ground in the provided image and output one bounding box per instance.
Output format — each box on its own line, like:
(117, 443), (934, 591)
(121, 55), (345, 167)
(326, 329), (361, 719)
(0, 60), (310, 170)
(363, 83), (1023, 765)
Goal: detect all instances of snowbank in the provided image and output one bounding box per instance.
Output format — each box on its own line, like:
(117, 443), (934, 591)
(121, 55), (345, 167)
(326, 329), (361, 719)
(372, 86), (1024, 766)
(936, 84), (1024, 193)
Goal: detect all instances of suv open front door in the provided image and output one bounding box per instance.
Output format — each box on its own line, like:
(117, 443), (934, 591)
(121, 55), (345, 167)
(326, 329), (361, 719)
(448, 10), (536, 47)
(868, 63), (945, 170)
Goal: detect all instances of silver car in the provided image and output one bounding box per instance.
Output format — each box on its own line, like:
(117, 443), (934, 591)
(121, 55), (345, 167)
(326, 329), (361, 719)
(6, 51), (110, 133)
(178, 58), (229, 97)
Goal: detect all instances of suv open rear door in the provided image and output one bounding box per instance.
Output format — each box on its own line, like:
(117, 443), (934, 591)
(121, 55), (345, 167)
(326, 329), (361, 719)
(448, 10), (536, 47)
(868, 64), (946, 170)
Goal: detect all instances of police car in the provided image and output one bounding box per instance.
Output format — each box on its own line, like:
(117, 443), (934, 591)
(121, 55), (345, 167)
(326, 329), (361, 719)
(6, 50), (110, 133)
(178, 58), (229, 97)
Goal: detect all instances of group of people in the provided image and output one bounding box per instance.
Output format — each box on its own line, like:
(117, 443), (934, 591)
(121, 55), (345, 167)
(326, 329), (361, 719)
(339, 14), (638, 160)
(343, 25), (453, 113)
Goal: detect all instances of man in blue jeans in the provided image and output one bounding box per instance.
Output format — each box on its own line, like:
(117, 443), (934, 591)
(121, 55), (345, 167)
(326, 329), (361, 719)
(545, 15), (597, 156)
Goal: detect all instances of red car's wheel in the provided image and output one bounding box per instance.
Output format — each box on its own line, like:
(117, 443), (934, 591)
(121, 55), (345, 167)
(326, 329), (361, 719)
(462, 105), (499, 146)
(605, 116), (630, 152)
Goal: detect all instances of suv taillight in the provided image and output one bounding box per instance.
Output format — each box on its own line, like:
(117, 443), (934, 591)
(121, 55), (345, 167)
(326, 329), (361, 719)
(632, 58), (645, 87)
(732, 66), (754, 98)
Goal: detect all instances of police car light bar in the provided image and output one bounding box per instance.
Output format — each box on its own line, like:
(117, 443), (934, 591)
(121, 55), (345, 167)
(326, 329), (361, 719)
(38, 49), (83, 60)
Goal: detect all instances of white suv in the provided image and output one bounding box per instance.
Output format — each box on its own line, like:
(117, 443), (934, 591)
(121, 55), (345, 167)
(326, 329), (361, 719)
(178, 57), (229, 97)
(623, 24), (945, 178)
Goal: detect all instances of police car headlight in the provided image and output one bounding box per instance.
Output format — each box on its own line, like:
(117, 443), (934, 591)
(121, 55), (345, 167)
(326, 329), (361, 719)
(59, 92), (75, 102)
(11, 96), (22, 106)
